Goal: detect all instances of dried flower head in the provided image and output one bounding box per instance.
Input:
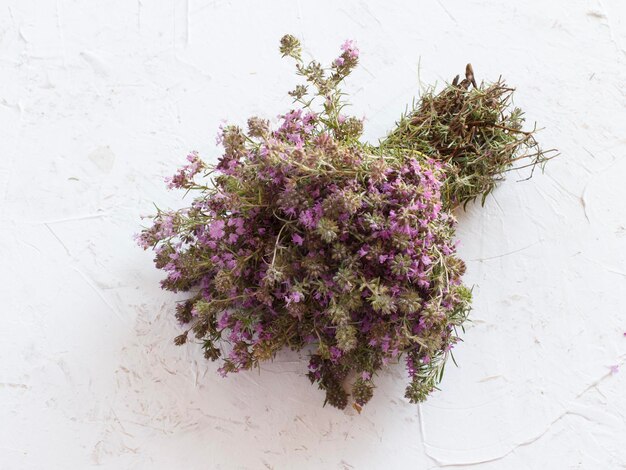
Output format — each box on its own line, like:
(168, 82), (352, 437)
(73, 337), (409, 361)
(279, 34), (302, 60)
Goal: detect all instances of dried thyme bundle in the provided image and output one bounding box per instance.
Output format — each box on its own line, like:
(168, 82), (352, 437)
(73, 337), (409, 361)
(137, 35), (551, 410)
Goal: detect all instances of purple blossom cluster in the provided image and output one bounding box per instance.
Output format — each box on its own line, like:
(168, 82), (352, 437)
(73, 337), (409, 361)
(137, 35), (472, 410)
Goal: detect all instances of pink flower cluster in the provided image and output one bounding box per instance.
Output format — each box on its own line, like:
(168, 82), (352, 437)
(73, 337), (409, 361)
(137, 35), (472, 409)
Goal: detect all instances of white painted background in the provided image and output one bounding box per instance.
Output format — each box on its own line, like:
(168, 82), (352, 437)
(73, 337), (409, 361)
(1, 1), (625, 468)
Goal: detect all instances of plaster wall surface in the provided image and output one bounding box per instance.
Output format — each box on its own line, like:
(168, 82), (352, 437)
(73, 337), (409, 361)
(1, 1), (625, 468)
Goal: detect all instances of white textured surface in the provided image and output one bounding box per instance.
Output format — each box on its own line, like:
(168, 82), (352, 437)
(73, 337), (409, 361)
(1, 1), (625, 468)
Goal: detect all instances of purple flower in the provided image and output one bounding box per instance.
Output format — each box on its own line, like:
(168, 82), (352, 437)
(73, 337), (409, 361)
(134, 232), (151, 249)
(217, 313), (230, 330)
(209, 220), (226, 239)
(330, 346), (343, 362)
(340, 39), (359, 59)
(286, 291), (303, 304)
(292, 233), (304, 246)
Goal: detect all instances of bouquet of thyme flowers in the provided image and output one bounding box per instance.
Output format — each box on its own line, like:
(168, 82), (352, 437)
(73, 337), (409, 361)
(137, 35), (551, 410)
